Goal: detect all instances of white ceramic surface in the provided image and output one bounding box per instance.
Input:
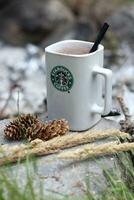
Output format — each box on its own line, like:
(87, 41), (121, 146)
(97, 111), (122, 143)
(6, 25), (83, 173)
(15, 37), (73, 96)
(45, 40), (112, 131)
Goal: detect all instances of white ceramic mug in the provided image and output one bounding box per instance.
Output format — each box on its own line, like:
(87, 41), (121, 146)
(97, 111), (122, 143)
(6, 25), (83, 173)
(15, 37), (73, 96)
(45, 40), (112, 131)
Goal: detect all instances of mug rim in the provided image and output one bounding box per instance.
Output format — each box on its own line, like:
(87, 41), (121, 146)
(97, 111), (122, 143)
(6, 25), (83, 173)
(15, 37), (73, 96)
(45, 40), (104, 58)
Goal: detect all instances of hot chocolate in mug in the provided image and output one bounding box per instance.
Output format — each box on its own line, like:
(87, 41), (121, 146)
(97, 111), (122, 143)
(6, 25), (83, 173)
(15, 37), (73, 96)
(45, 40), (112, 131)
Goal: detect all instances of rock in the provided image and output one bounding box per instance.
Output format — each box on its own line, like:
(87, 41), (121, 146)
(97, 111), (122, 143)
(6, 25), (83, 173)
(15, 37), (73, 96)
(0, 43), (46, 116)
(18, 0), (74, 33)
(108, 5), (134, 49)
(0, 117), (121, 198)
(42, 19), (94, 47)
(0, 0), (74, 45)
(122, 86), (134, 120)
(112, 65), (134, 89)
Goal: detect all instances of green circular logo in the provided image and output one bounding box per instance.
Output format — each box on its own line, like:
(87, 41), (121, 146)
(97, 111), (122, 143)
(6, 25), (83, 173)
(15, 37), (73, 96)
(51, 66), (74, 92)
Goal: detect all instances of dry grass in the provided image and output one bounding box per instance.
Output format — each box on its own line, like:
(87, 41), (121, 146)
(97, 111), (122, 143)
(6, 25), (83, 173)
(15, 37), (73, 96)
(0, 129), (129, 166)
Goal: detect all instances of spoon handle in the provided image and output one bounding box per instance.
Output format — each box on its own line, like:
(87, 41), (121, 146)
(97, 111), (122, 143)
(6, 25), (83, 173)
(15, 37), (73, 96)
(89, 22), (109, 53)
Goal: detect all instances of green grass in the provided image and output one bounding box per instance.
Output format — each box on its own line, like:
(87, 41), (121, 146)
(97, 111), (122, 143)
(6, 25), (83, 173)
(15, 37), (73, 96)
(0, 153), (134, 200)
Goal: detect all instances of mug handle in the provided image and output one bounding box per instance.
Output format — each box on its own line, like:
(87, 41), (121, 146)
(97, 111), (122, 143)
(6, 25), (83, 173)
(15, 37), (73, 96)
(91, 66), (112, 115)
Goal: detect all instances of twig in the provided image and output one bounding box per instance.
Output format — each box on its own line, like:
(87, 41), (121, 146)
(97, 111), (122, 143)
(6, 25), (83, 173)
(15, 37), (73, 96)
(117, 96), (134, 167)
(58, 142), (134, 160)
(117, 96), (134, 136)
(0, 90), (12, 118)
(117, 96), (131, 121)
(17, 89), (20, 116)
(0, 129), (129, 166)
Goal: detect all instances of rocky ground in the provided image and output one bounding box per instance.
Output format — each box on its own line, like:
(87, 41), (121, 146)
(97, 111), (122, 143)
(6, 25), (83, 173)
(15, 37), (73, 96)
(0, 43), (47, 117)
(0, 0), (134, 118)
(0, 116), (122, 198)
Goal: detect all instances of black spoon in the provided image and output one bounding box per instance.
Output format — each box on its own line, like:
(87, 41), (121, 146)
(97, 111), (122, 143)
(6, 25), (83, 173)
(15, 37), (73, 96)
(89, 22), (109, 53)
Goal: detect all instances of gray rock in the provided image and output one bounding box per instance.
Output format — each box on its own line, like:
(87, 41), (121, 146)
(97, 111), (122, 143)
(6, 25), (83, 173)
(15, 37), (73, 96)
(0, 117), (122, 198)
(0, 44), (46, 116)
(18, 0), (74, 32)
(42, 19), (94, 47)
(108, 5), (134, 49)
(0, 0), (74, 45)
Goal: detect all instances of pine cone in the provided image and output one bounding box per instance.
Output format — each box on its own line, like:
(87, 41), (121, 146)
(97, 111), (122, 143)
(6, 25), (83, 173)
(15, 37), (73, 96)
(4, 114), (69, 141)
(4, 114), (39, 140)
(120, 120), (134, 135)
(16, 114), (39, 129)
(4, 122), (25, 140)
(26, 122), (43, 141)
(27, 119), (69, 141)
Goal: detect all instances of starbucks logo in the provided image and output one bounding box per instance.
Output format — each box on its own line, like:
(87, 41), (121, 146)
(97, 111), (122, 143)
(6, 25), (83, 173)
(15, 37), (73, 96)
(51, 66), (74, 92)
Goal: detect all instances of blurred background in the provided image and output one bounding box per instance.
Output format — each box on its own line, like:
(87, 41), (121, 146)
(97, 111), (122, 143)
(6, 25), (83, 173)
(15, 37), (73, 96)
(0, 0), (134, 119)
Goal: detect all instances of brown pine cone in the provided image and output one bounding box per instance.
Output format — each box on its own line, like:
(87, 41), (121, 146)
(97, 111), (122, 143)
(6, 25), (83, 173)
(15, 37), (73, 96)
(4, 122), (25, 140)
(120, 120), (134, 135)
(27, 119), (69, 141)
(16, 114), (39, 129)
(4, 114), (69, 142)
(120, 120), (130, 132)
(26, 122), (43, 141)
(4, 114), (40, 140)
